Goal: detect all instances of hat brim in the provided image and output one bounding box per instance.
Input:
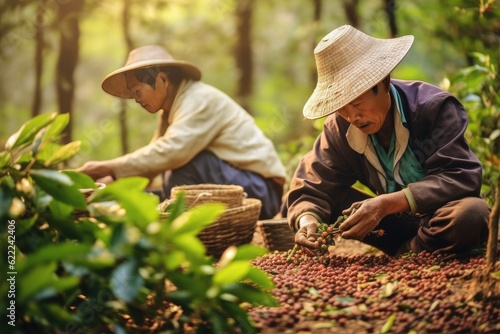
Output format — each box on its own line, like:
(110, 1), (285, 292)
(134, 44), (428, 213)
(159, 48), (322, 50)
(101, 59), (201, 98)
(303, 35), (414, 119)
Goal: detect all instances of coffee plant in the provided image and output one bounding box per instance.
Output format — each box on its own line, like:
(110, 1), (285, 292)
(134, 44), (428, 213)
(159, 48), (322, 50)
(0, 113), (277, 334)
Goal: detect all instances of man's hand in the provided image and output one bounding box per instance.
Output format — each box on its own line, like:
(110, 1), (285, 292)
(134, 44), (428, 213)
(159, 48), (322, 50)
(339, 198), (385, 240)
(77, 161), (114, 181)
(295, 214), (320, 254)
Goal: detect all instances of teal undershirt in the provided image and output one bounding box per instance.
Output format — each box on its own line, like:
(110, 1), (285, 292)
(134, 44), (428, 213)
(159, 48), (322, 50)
(370, 85), (426, 193)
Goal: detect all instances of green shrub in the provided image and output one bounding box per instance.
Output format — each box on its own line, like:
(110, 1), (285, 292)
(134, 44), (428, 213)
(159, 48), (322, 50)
(0, 113), (277, 334)
(446, 52), (500, 205)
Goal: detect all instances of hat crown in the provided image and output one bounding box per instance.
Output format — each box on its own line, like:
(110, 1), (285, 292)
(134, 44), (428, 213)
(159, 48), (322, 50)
(315, 24), (352, 53)
(101, 45), (202, 98)
(125, 45), (175, 67)
(314, 25), (373, 83)
(303, 25), (414, 119)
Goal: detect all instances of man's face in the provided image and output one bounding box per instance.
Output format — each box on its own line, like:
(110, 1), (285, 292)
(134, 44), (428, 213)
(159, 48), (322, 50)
(336, 82), (392, 135)
(125, 71), (166, 114)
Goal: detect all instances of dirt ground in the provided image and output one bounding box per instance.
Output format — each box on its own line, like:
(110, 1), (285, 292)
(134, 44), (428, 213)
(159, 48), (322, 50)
(252, 223), (381, 255)
(249, 225), (500, 334)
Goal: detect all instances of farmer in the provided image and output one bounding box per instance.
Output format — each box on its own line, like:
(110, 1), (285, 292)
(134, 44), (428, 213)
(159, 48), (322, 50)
(77, 45), (287, 219)
(283, 25), (490, 256)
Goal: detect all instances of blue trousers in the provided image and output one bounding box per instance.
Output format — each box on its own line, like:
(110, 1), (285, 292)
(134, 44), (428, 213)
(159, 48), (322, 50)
(162, 151), (283, 220)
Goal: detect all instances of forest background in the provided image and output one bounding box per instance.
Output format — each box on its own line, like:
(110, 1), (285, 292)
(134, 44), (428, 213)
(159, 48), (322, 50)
(0, 0), (499, 197)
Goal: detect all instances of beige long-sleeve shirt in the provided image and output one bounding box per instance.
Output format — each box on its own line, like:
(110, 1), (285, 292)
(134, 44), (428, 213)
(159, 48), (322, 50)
(109, 79), (287, 185)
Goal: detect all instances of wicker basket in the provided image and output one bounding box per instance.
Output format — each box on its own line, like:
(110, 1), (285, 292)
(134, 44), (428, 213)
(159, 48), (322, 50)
(170, 184), (245, 209)
(257, 218), (296, 252)
(159, 189), (262, 258)
(198, 198), (262, 257)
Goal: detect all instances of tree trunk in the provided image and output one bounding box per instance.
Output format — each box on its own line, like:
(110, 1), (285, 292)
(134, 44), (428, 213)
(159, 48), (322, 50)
(32, 0), (45, 118)
(234, 0), (254, 114)
(342, 0), (360, 28)
(486, 176), (500, 271)
(55, 0), (84, 144)
(385, 0), (398, 37)
(119, 0), (135, 154)
(310, 0), (322, 86)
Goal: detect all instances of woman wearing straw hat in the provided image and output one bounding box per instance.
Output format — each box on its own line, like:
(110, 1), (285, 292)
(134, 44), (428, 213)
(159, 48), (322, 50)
(283, 25), (490, 256)
(77, 45), (287, 219)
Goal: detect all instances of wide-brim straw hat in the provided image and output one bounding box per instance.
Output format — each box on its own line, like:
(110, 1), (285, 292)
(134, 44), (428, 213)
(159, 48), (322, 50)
(303, 25), (414, 119)
(102, 45), (202, 98)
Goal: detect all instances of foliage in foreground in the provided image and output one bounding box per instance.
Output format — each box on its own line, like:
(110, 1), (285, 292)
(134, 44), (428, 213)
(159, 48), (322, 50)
(447, 52), (500, 205)
(0, 113), (277, 334)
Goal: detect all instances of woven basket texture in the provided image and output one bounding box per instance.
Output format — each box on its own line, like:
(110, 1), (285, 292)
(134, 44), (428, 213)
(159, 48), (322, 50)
(161, 184), (261, 258)
(198, 198), (261, 257)
(171, 184), (245, 209)
(257, 218), (295, 252)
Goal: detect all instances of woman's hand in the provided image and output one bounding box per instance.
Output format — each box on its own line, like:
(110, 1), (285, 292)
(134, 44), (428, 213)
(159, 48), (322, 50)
(77, 161), (114, 181)
(339, 197), (385, 240)
(295, 214), (320, 254)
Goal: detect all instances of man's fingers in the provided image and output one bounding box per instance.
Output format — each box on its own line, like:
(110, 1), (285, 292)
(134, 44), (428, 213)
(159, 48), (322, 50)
(339, 214), (357, 231)
(295, 233), (318, 250)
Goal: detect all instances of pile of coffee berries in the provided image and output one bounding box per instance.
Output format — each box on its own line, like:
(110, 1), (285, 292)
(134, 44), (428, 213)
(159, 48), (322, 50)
(250, 250), (499, 333)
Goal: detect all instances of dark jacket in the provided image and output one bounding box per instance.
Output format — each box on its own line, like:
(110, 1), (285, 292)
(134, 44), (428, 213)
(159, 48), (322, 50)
(284, 79), (483, 229)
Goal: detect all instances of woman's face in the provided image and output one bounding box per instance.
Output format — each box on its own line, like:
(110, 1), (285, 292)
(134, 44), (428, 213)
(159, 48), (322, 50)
(125, 72), (167, 114)
(336, 81), (392, 135)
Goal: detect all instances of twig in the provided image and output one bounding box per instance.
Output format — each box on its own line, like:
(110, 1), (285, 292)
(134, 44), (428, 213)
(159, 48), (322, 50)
(486, 175), (500, 271)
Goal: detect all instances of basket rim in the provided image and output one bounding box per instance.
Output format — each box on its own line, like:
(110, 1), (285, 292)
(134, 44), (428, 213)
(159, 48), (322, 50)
(257, 218), (288, 226)
(171, 184), (244, 192)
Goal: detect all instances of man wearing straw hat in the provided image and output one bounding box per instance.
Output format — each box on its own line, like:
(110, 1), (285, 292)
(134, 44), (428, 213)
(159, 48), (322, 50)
(77, 45), (287, 219)
(284, 25), (490, 256)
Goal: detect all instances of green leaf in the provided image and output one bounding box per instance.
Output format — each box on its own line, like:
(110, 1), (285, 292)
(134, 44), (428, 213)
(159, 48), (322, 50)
(171, 202), (226, 236)
(35, 276), (80, 300)
(111, 259), (144, 303)
(213, 261), (251, 286)
(164, 251), (185, 271)
(0, 188), (13, 218)
(31, 128), (45, 157)
(44, 141), (81, 166)
(426, 265), (440, 272)
(16, 215), (38, 235)
(172, 234), (206, 259)
(380, 313), (396, 333)
(233, 244), (268, 261)
(70, 250), (116, 270)
(221, 282), (278, 307)
(244, 267), (275, 290)
(5, 112), (56, 150)
(38, 302), (79, 324)
(18, 262), (58, 303)
(207, 309), (233, 334)
(30, 169), (87, 210)
(166, 192), (186, 218)
(166, 290), (194, 312)
(219, 300), (257, 333)
(17, 243), (93, 273)
(61, 170), (98, 189)
(91, 177), (158, 226)
(168, 271), (206, 298)
(0, 152), (11, 168)
(49, 200), (74, 220)
(42, 113), (70, 144)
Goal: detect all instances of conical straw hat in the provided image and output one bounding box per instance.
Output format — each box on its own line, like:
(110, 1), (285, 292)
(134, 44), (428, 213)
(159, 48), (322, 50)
(303, 25), (414, 119)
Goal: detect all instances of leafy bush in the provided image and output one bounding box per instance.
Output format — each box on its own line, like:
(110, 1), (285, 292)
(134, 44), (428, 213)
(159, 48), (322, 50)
(445, 52), (500, 205)
(0, 113), (277, 334)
